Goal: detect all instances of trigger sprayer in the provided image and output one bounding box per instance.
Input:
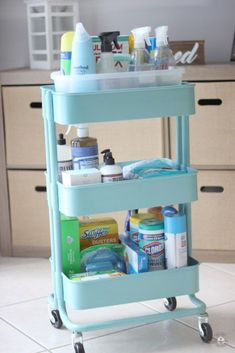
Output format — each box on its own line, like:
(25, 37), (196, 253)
(97, 31), (121, 73)
(129, 26), (151, 70)
(154, 25), (176, 70)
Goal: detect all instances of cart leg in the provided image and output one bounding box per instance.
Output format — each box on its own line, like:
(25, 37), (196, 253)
(72, 332), (85, 353)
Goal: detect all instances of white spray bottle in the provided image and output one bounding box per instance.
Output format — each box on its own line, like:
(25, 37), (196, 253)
(154, 26), (176, 70)
(129, 26), (151, 71)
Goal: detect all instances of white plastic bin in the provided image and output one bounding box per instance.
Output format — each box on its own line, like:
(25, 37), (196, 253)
(51, 68), (185, 93)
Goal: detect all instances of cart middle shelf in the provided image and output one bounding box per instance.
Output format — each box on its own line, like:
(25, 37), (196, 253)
(57, 167), (197, 217)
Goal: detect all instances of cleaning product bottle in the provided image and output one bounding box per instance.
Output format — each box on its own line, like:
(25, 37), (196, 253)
(129, 26), (151, 71)
(97, 31), (120, 73)
(60, 31), (74, 75)
(57, 133), (73, 182)
(71, 22), (96, 75)
(71, 124), (99, 170)
(154, 25), (176, 70)
(100, 149), (123, 182)
(164, 213), (187, 269)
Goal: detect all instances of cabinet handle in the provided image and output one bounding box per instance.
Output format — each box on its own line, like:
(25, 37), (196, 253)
(198, 99), (222, 106)
(200, 186), (224, 193)
(30, 102), (42, 109)
(35, 186), (47, 192)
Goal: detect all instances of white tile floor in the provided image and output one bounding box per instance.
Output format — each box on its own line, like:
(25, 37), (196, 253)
(0, 256), (235, 353)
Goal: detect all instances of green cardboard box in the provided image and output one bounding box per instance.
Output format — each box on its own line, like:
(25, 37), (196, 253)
(61, 214), (80, 276)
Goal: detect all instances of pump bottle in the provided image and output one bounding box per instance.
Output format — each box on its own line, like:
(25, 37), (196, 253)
(129, 26), (151, 71)
(100, 149), (123, 182)
(97, 31), (120, 73)
(57, 133), (73, 182)
(71, 124), (99, 170)
(154, 26), (176, 70)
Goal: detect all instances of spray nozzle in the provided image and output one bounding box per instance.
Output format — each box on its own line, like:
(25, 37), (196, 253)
(99, 31), (120, 52)
(101, 149), (115, 165)
(155, 25), (169, 46)
(131, 26), (151, 49)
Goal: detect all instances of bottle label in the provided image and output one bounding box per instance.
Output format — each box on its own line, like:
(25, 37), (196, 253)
(72, 146), (99, 170)
(165, 232), (187, 269)
(102, 174), (123, 183)
(58, 160), (73, 182)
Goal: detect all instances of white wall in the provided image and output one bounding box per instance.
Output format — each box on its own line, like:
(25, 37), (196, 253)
(0, 0), (234, 70)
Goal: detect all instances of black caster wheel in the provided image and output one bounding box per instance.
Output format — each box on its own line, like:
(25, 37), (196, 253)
(164, 297), (177, 311)
(74, 342), (85, 353)
(200, 323), (213, 343)
(50, 309), (63, 329)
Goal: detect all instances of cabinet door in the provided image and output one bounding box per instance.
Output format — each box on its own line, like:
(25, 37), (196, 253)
(8, 170), (50, 256)
(3, 86), (46, 168)
(192, 170), (235, 250)
(170, 82), (235, 166)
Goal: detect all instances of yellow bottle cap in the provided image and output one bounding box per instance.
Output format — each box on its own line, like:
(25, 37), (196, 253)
(61, 31), (74, 51)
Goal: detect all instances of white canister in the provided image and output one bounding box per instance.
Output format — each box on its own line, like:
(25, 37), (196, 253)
(164, 213), (187, 269)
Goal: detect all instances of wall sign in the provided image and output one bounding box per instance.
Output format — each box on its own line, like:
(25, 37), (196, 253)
(170, 40), (205, 65)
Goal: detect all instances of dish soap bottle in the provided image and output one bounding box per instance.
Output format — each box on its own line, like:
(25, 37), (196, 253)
(154, 25), (176, 70)
(71, 124), (99, 170)
(57, 133), (73, 182)
(100, 149), (123, 182)
(71, 22), (96, 75)
(129, 26), (151, 71)
(97, 31), (120, 73)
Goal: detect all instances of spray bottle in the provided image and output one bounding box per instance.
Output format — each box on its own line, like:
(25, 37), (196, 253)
(129, 26), (151, 71)
(154, 26), (176, 70)
(71, 124), (99, 170)
(71, 22), (96, 75)
(97, 31), (120, 73)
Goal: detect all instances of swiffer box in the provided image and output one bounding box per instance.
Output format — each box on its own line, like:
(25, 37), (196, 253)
(61, 214), (80, 275)
(79, 217), (119, 251)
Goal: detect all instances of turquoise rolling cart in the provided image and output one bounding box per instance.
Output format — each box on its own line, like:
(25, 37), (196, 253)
(41, 82), (213, 353)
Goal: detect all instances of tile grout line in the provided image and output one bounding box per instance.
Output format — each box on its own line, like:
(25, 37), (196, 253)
(0, 317), (52, 352)
(0, 295), (48, 309)
(202, 263), (235, 276)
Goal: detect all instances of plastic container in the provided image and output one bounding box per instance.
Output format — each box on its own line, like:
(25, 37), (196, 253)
(51, 67), (185, 93)
(139, 219), (165, 271)
(129, 213), (154, 243)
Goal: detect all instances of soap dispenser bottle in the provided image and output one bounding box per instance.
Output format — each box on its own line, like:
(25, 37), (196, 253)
(71, 124), (99, 170)
(154, 26), (176, 70)
(57, 133), (73, 182)
(71, 22), (96, 75)
(100, 149), (123, 182)
(97, 31), (120, 73)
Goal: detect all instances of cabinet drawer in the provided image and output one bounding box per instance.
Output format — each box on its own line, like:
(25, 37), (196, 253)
(8, 170), (50, 256)
(192, 170), (235, 251)
(3, 86), (46, 167)
(170, 82), (235, 166)
(3, 86), (165, 168)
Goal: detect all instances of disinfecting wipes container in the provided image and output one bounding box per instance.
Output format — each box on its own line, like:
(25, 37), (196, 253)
(164, 213), (187, 269)
(139, 219), (165, 271)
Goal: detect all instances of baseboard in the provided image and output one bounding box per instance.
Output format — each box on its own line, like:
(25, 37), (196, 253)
(12, 246), (51, 258)
(192, 249), (235, 263)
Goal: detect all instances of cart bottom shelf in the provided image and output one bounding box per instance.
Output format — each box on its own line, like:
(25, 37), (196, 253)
(62, 257), (199, 310)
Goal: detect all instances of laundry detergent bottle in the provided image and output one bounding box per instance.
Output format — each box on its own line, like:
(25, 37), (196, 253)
(71, 124), (99, 170)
